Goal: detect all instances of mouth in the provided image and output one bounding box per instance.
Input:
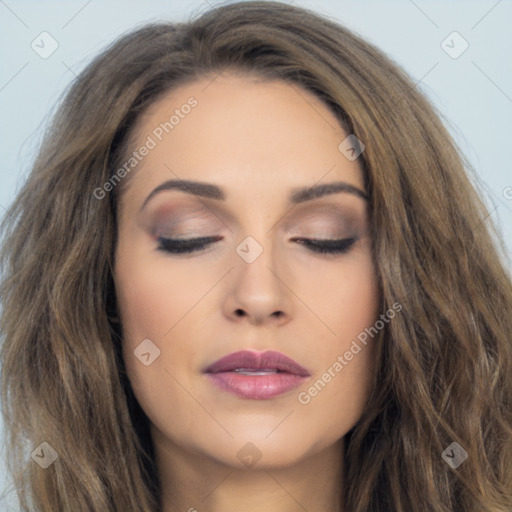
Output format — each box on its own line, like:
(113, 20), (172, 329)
(203, 350), (310, 400)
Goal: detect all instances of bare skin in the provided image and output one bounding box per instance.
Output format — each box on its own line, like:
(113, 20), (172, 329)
(113, 72), (380, 512)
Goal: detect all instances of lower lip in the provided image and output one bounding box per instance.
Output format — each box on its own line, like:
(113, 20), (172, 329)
(205, 372), (308, 399)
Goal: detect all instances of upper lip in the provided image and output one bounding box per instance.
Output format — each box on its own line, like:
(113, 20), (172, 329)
(204, 350), (310, 376)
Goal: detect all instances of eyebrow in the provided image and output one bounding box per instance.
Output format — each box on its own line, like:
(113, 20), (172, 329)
(139, 179), (368, 212)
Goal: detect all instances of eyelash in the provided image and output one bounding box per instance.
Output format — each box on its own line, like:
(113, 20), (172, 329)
(156, 236), (358, 255)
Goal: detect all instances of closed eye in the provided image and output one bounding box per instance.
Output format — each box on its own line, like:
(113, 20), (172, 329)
(155, 236), (358, 255)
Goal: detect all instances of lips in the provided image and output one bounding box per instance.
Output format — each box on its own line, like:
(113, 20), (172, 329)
(205, 350), (310, 376)
(204, 350), (310, 399)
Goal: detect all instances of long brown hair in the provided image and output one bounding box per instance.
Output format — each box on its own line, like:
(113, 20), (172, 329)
(1, 2), (511, 510)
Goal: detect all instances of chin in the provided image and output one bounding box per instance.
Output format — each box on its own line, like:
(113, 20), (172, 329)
(191, 427), (334, 471)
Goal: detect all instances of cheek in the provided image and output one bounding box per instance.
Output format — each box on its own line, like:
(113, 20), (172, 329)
(114, 258), (191, 437)
(306, 250), (380, 346)
(337, 260), (380, 341)
(113, 242), (209, 408)
(117, 284), (162, 339)
(113, 243), (169, 387)
(296, 252), (379, 420)
(114, 250), (201, 343)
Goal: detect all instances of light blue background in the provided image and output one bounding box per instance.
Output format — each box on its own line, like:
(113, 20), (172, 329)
(1, 0), (511, 507)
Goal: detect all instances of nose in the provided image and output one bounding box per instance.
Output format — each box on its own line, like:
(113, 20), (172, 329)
(222, 238), (293, 326)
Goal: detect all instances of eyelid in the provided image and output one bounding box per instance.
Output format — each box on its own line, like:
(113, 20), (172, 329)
(156, 212), (352, 230)
(148, 201), (362, 238)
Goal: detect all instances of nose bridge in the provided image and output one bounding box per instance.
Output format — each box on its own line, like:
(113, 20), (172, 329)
(235, 229), (279, 287)
(233, 194), (280, 266)
(226, 220), (292, 322)
(240, 189), (289, 261)
(229, 182), (294, 262)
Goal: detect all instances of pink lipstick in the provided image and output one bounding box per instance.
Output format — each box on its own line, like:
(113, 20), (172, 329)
(204, 350), (310, 399)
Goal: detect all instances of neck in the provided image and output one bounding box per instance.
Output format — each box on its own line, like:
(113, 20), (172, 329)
(152, 427), (345, 512)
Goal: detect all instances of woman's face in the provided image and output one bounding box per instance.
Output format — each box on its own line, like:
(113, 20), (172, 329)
(113, 72), (380, 469)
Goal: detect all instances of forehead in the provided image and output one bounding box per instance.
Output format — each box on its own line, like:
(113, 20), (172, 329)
(117, 72), (365, 210)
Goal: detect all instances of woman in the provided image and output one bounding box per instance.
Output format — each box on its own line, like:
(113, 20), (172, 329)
(1, 1), (511, 511)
